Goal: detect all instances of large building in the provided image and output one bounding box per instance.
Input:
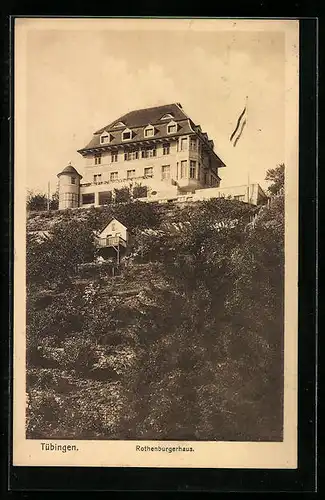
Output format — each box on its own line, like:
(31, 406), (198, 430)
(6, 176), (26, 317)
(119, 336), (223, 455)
(57, 103), (267, 209)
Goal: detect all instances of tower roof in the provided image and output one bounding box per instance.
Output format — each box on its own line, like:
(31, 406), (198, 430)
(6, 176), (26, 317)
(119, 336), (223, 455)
(57, 164), (82, 179)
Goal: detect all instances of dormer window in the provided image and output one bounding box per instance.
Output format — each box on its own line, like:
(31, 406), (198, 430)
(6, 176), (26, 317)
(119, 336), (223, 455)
(167, 121), (177, 135)
(144, 125), (155, 138)
(160, 113), (174, 121)
(122, 128), (132, 141)
(100, 132), (110, 144)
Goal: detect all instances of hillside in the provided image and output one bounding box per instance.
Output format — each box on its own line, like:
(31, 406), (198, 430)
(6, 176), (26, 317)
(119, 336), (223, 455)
(27, 197), (259, 229)
(26, 196), (284, 441)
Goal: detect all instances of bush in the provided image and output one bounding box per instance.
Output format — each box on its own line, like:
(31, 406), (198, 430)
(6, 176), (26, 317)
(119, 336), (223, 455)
(133, 184), (148, 199)
(26, 370), (129, 439)
(114, 187), (131, 203)
(26, 194), (284, 441)
(26, 219), (95, 286)
(27, 191), (48, 211)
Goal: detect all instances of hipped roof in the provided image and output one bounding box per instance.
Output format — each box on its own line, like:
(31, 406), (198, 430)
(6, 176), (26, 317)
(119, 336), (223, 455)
(95, 103), (186, 133)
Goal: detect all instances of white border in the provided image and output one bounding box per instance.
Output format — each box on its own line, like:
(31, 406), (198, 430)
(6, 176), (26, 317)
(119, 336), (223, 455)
(13, 18), (299, 468)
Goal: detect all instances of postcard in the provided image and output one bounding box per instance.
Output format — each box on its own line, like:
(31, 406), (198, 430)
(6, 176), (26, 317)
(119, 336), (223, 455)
(13, 17), (299, 468)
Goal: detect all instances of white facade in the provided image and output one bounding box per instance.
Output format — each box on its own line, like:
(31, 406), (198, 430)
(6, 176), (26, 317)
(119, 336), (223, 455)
(57, 104), (268, 208)
(57, 164), (82, 209)
(97, 218), (128, 242)
(78, 134), (222, 208)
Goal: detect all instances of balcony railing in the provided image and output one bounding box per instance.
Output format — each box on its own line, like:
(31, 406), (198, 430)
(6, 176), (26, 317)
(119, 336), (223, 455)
(81, 175), (156, 188)
(95, 236), (127, 248)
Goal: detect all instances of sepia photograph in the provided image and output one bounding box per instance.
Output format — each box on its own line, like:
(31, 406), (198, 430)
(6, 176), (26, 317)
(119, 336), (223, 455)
(13, 17), (299, 468)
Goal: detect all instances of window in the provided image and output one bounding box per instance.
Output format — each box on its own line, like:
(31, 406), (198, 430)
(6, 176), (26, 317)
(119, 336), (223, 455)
(160, 113), (174, 120)
(112, 223), (116, 231)
(100, 133), (110, 144)
(163, 143), (170, 155)
(211, 177), (220, 187)
(99, 191), (112, 205)
(111, 153), (118, 162)
(122, 130), (132, 141)
(144, 126), (154, 138)
(110, 172), (118, 181)
(127, 169), (136, 179)
(141, 147), (156, 158)
(94, 155), (102, 165)
(190, 137), (197, 150)
(167, 124), (177, 134)
(94, 174), (102, 183)
(180, 137), (188, 151)
(82, 193), (95, 205)
(145, 128), (154, 137)
(144, 167), (153, 178)
(161, 165), (170, 180)
(124, 150), (139, 161)
(181, 160), (187, 178)
(234, 195), (245, 201)
(71, 177), (76, 185)
(190, 161), (196, 179)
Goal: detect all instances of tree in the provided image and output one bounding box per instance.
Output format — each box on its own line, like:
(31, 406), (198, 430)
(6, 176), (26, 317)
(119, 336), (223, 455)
(114, 187), (132, 203)
(133, 184), (148, 199)
(27, 190), (59, 211)
(26, 195), (284, 441)
(265, 163), (285, 196)
(27, 191), (48, 211)
(123, 196), (285, 440)
(50, 191), (59, 210)
(26, 219), (95, 287)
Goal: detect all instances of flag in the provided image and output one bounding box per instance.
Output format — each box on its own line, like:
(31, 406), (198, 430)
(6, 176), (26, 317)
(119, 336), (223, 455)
(230, 105), (247, 147)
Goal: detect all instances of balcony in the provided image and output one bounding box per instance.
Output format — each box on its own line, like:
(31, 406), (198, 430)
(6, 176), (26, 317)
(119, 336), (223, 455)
(95, 235), (127, 248)
(81, 175), (150, 188)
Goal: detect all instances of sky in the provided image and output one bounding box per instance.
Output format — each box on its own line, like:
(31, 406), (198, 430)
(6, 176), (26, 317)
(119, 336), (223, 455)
(19, 19), (291, 195)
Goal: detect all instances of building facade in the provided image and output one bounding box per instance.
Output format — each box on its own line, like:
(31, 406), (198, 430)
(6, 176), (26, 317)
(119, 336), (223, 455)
(57, 103), (268, 209)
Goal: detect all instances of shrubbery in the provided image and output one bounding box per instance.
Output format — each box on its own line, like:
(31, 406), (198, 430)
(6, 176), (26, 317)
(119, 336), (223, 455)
(27, 219), (95, 286)
(26, 196), (284, 440)
(133, 184), (148, 199)
(114, 187), (132, 203)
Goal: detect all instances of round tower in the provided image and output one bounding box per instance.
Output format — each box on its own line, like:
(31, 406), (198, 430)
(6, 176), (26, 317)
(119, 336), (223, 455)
(57, 163), (82, 210)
